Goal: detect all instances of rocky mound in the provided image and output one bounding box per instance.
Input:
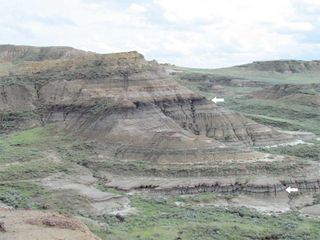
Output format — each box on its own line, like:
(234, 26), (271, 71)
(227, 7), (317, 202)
(0, 209), (100, 240)
(0, 44), (91, 62)
(237, 60), (320, 73)
(0, 45), (294, 165)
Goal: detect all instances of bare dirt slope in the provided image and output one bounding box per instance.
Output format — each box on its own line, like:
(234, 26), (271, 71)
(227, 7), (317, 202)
(0, 209), (100, 240)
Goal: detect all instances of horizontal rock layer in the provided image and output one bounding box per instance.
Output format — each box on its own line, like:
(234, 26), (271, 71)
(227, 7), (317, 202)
(152, 179), (320, 195)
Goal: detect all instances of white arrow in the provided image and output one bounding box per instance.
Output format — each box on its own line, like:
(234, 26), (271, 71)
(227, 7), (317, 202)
(212, 97), (225, 104)
(285, 186), (298, 193)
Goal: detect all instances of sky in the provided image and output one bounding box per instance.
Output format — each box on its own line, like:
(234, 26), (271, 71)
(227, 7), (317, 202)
(0, 0), (320, 68)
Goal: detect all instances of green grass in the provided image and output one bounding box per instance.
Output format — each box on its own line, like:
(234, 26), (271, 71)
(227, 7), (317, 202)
(0, 159), (70, 182)
(224, 97), (320, 134)
(260, 141), (320, 161)
(0, 126), (70, 181)
(0, 126), (51, 164)
(94, 193), (320, 240)
(0, 182), (44, 209)
(85, 156), (306, 178)
(0, 182), (92, 215)
(6, 127), (48, 145)
(0, 125), (96, 214)
(0, 126), (93, 181)
(244, 113), (300, 129)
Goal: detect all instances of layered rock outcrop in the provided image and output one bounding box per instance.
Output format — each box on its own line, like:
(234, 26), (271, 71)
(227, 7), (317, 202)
(0, 45), (294, 164)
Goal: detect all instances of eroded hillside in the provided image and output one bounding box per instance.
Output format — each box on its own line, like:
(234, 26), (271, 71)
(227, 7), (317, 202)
(0, 45), (298, 163)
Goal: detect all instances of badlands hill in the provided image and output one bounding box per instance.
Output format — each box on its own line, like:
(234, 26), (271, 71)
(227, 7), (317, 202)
(0, 45), (317, 179)
(0, 45), (294, 164)
(1, 45), (320, 239)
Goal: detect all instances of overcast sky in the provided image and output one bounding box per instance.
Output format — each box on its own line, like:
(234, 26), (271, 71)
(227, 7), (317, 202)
(1, 0), (320, 68)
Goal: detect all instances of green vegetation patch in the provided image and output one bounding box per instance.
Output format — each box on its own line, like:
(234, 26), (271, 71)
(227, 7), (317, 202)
(223, 97), (320, 135)
(0, 182), (44, 209)
(0, 159), (70, 182)
(33, 189), (93, 216)
(0, 126), (51, 164)
(0, 126), (72, 181)
(0, 126), (93, 181)
(0, 125), (96, 214)
(0, 110), (36, 131)
(94, 193), (320, 240)
(0, 182), (92, 215)
(86, 156), (306, 178)
(260, 141), (320, 161)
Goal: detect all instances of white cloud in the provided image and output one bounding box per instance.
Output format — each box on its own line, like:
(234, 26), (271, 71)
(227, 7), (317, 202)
(154, 0), (294, 24)
(153, 0), (320, 66)
(0, 0), (319, 67)
(128, 3), (148, 13)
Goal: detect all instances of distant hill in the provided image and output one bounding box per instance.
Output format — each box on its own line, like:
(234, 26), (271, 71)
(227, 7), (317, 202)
(0, 44), (91, 62)
(237, 60), (320, 73)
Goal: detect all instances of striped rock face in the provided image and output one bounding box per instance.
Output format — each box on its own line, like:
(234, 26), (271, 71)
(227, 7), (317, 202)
(0, 46), (294, 164)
